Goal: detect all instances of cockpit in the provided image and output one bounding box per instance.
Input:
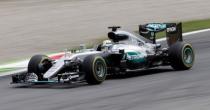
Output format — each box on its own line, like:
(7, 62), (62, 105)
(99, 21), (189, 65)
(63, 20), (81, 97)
(96, 26), (155, 52)
(108, 30), (145, 46)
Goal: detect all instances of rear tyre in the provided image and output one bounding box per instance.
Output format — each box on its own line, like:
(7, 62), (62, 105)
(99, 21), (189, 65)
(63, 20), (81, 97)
(28, 55), (52, 80)
(169, 42), (195, 70)
(83, 55), (107, 85)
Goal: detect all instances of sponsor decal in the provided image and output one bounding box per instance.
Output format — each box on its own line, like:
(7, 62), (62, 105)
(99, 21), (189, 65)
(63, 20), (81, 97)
(126, 51), (145, 63)
(167, 27), (177, 33)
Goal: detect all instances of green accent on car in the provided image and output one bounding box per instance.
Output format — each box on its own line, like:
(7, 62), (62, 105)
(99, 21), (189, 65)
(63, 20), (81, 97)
(183, 47), (194, 65)
(126, 51), (146, 63)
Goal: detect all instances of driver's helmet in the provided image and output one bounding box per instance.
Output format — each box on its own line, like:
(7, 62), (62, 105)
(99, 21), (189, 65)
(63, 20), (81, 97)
(102, 40), (112, 47)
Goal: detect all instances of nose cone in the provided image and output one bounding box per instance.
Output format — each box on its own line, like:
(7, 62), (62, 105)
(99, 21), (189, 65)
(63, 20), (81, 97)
(43, 58), (65, 79)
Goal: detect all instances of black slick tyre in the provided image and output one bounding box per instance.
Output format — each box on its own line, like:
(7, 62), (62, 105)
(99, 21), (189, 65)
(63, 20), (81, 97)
(28, 55), (52, 80)
(168, 42), (195, 70)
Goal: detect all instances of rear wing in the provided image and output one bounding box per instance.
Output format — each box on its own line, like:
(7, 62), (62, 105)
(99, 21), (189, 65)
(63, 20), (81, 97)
(139, 22), (183, 46)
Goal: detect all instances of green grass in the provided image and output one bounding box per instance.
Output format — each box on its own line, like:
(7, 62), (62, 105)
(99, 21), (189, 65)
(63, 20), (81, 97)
(0, 68), (17, 73)
(0, 57), (28, 67)
(183, 19), (210, 32)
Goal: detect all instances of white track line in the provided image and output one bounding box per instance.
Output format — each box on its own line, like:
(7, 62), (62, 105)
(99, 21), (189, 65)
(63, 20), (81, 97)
(0, 29), (210, 76)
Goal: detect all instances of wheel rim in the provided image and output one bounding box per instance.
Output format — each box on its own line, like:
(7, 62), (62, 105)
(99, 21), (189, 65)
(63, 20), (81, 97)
(183, 46), (194, 65)
(38, 58), (52, 73)
(94, 60), (106, 78)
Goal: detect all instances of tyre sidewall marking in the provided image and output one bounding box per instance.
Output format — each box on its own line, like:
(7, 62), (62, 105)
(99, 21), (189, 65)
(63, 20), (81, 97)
(92, 56), (107, 81)
(181, 44), (194, 68)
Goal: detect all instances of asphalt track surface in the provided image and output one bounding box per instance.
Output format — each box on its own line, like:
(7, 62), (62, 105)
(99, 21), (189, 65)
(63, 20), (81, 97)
(0, 31), (209, 110)
(1, 0), (210, 63)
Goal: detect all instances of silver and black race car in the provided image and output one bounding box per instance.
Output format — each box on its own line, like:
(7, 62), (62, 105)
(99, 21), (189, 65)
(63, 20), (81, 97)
(11, 22), (195, 85)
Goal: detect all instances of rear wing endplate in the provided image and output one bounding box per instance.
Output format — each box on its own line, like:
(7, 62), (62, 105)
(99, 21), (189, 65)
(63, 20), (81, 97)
(139, 22), (183, 46)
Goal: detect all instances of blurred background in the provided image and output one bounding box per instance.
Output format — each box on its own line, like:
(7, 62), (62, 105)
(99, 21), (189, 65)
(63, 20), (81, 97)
(0, 0), (210, 63)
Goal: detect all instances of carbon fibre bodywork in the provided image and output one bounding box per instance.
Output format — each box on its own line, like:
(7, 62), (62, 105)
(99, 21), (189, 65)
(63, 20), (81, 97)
(11, 23), (194, 85)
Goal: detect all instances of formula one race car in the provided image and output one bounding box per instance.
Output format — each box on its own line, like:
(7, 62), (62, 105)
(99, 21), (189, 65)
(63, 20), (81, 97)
(11, 22), (195, 85)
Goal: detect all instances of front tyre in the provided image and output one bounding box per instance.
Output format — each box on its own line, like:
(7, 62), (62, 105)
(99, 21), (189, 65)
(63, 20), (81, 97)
(83, 55), (107, 85)
(28, 55), (52, 80)
(169, 42), (195, 70)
